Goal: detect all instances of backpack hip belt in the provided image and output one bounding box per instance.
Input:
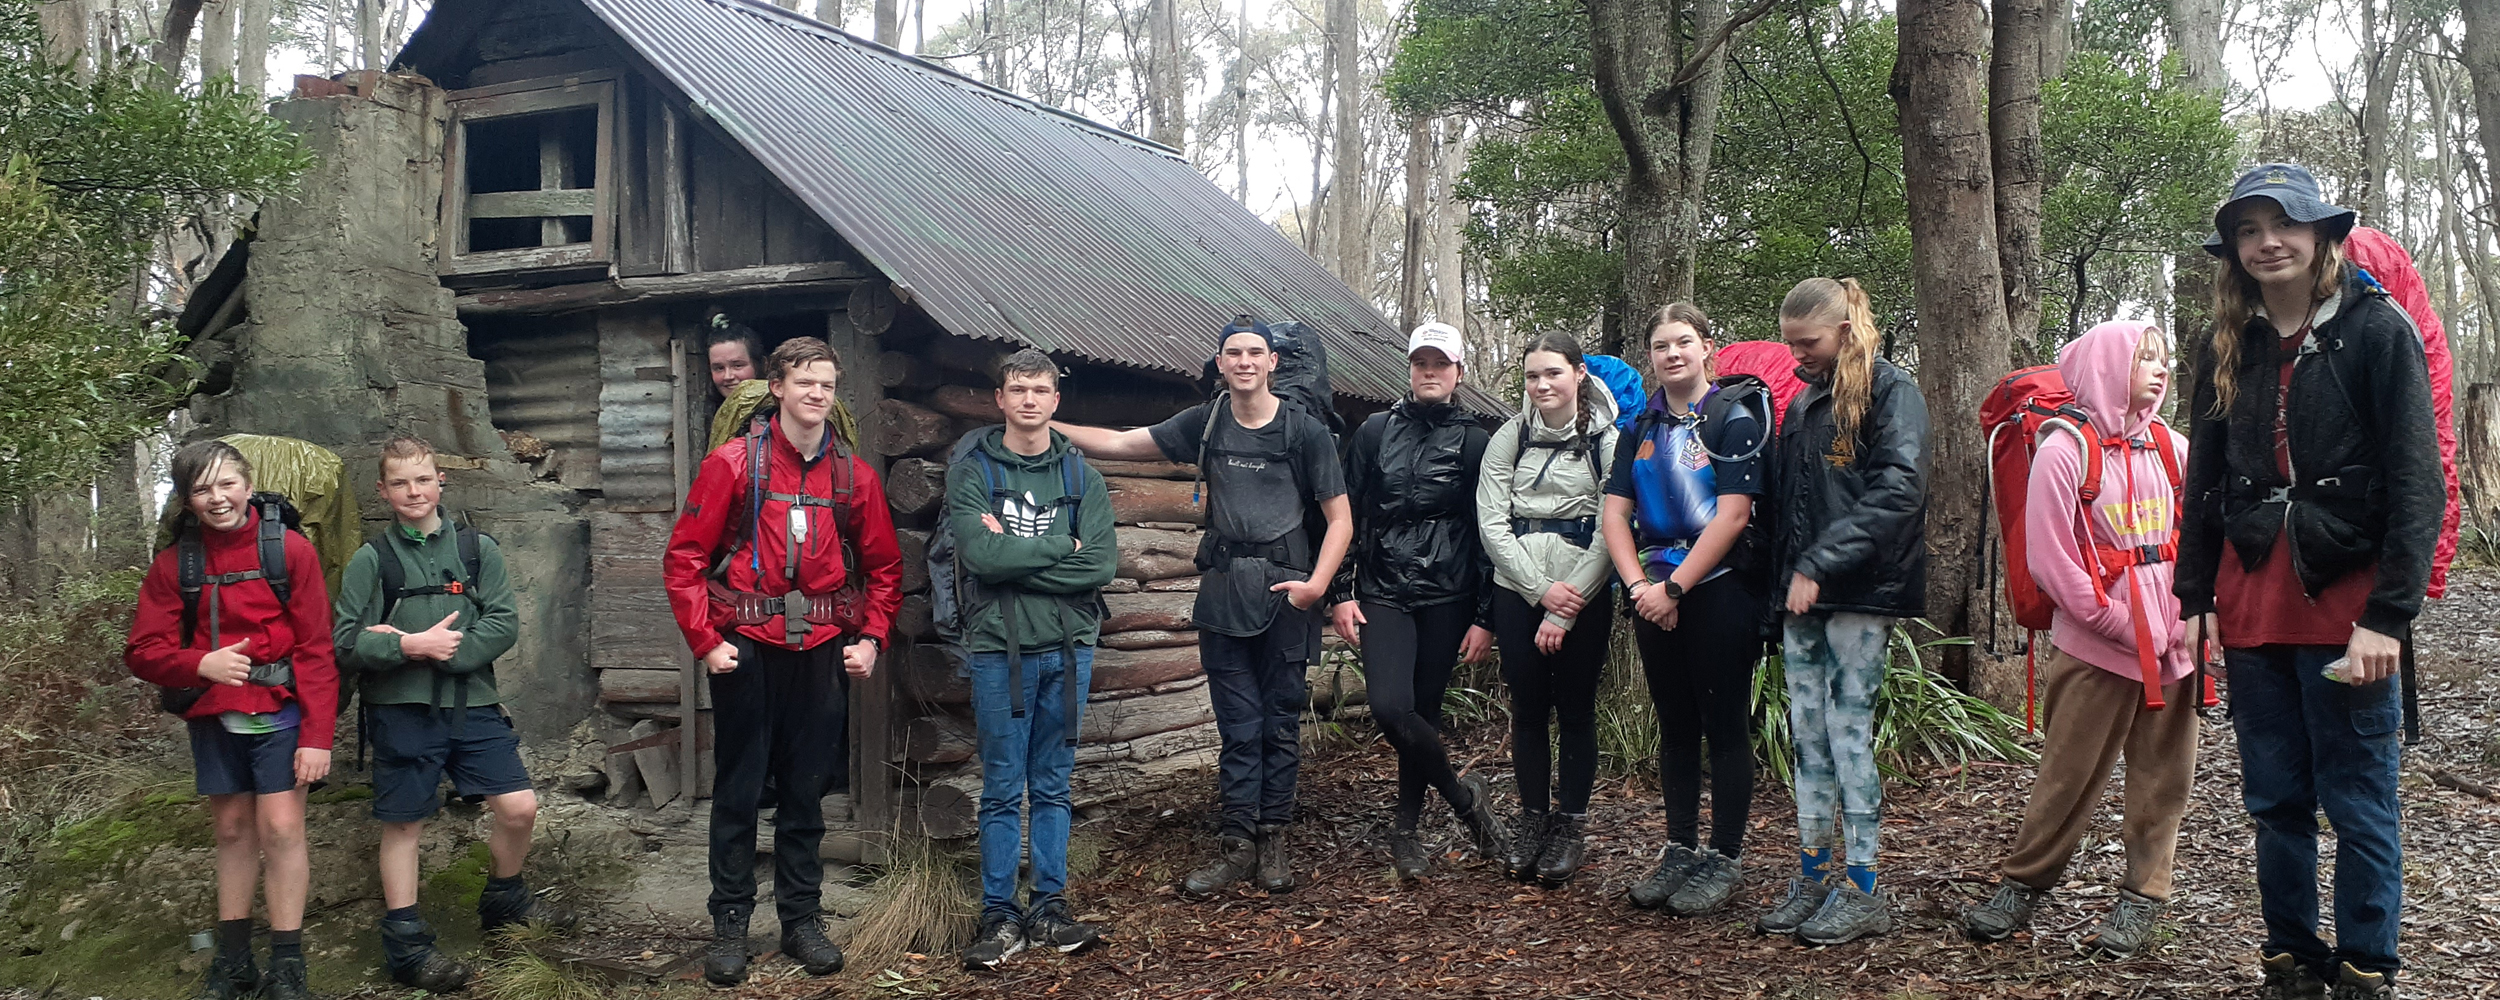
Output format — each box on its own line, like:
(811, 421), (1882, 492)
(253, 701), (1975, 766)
(1204, 531), (1312, 572)
(705, 579), (851, 646)
(1511, 516), (1597, 548)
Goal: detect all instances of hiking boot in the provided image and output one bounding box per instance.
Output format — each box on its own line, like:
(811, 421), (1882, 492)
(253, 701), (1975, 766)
(1502, 810), (1549, 883)
(1757, 875), (1832, 935)
(478, 878), (580, 935)
(1453, 774), (1507, 860)
(379, 915), (473, 992)
(780, 915), (845, 976)
(1962, 878), (2046, 943)
(1533, 813), (1587, 887)
(2261, 952), (2330, 1000)
(2081, 889), (2163, 959)
(1628, 842), (1704, 909)
(2331, 963), (2397, 1000)
(261, 953), (310, 1000)
(1254, 823), (1295, 893)
(702, 907), (751, 987)
(1387, 828), (1431, 880)
(1666, 850), (1744, 917)
(1796, 883), (1894, 945)
(194, 950), (260, 1000)
(1023, 896), (1103, 954)
(961, 910), (1026, 972)
(1182, 835), (1256, 898)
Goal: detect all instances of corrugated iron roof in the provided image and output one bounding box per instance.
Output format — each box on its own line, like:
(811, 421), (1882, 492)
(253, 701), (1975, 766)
(405, 0), (1492, 409)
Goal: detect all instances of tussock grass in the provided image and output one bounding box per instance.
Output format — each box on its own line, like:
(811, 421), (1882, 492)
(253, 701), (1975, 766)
(0, 571), (176, 869)
(474, 949), (603, 1000)
(841, 835), (977, 971)
(1753, 619), (2037, 786)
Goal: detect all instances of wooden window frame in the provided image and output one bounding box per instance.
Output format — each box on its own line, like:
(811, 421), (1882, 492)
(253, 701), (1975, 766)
(442, 73), (619, 277)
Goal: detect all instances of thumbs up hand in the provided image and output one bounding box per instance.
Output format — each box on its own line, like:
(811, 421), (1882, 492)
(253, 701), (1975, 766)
(198, 640), (254, 686)
(400, 612), (465, 662)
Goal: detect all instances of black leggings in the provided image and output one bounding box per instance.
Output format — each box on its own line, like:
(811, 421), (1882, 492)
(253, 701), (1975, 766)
(1633, 573), (1762, 857)
(1493, 587), (1615, 816)
(1360, 600), (1475, 829)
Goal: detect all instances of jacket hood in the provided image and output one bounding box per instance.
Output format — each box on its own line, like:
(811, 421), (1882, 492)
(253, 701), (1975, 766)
(1514, 374), (1620, 438)
(974, 425), (1077, 470)
(2057, 320), (2163, 439)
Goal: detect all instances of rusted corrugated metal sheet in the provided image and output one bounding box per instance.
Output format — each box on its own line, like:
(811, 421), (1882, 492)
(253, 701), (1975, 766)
(404, 0), (1487, 408)
(475, 316), (603, 490)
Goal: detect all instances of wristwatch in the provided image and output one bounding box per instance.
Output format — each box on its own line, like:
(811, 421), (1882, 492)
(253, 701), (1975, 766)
(1659, 580), (1686, 601)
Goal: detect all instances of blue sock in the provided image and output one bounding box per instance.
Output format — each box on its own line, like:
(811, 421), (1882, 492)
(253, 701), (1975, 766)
(1846, 863), (1878, 894)
(1800, 846), (1832, 881)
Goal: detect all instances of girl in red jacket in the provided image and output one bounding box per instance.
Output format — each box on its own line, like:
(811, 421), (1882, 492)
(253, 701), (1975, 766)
(1960, 320), (2196, 959)
(124, 439), (338, 1000)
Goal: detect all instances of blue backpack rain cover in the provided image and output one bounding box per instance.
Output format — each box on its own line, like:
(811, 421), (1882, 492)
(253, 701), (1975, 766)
(1583, 354), (1646, 434)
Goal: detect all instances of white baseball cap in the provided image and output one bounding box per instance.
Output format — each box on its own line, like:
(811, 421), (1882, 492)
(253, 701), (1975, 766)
(1407, 322), (1466, 366)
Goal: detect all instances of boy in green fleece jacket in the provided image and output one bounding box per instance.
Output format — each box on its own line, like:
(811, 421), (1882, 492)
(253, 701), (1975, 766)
(951, 349), (1119, 972)
(333, 435), (573, 991)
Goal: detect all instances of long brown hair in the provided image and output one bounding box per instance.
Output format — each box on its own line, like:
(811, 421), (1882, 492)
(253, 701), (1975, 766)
(1521, 331), (1606, 445)
(2207, 227), (2350, 418)
(1648, 301), (1716, 381)
(1779, 277), (1882, 465)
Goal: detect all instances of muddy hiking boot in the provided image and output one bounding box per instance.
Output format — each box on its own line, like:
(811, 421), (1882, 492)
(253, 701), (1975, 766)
(1024, 896), (1103, 954)
(1387, 828), (1431, 881)
(2082, 889), (2164, 959)
(1534, 813), (1588, 887)
(1254, 823), (1296, 893)
(961, 910), (1025, 972)
(1796, 883), (1894, 945)
(1628, 842), (1704, 910)
(379, 914), (473, 992)
(1667, 850), (1744, 916)
(193, 950), (260, 1000)
(2262, 952), (2330, 1000)
(1454, 774), (1507, 860)
(1182, 835), (1257, 898)
(2331, 962), (2396, 1000)
(1757, 875), (1832, 936)
(702, 906), (751, 987)
(781, 915), (846, 976)
(261, 952), (311, 1000)
(1503, 810), (1549, 883)
(1962, 879), (2046, 943)
(478, 877), (580, 935)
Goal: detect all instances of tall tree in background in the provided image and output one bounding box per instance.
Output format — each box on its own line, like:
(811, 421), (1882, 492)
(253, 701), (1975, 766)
(1147, 0), (1183, 147)
(2352, 0), (2426, 220)
(2462, 0), (2500, 203)
(1891, 0), (2008, 669)
(876, 0), (899, 45)
(2167, 0), (2225, 351)
(1582, 0), (1744, 352)
(1992, 0), (2048, 345)
(1326, 0), (1364, 280)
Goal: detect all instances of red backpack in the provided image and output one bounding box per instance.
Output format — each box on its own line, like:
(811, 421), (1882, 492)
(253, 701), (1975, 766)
(1982, 365), (2209, 729)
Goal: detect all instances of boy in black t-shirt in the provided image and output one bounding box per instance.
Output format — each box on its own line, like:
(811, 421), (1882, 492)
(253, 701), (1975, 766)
(1054, 317), (1351, 897)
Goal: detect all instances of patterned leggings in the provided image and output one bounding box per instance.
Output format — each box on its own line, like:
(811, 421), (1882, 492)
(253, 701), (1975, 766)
(1782, 611), (1892, 868)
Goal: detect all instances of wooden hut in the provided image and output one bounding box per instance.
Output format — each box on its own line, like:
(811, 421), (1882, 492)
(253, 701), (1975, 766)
(179, 0), (1494, 856)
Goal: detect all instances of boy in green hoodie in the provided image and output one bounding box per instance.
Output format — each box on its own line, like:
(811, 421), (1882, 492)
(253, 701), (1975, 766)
(952, 349), (1119, 971)
(333, 436), (574, 991)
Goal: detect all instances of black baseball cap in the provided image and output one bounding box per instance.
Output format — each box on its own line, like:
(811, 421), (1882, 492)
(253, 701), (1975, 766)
(2204, 163), (2356, 258)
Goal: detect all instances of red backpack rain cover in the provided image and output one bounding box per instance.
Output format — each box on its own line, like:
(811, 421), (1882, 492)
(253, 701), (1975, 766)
(2344, 226), (2462, 599)
(1713, 339), (1807, 432)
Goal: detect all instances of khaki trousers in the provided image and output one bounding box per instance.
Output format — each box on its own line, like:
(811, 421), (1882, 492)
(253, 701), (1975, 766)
(2000, 645), (2201, 900)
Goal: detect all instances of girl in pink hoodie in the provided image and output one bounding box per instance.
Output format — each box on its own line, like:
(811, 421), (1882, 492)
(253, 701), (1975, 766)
(1962, 320), (2198, 959)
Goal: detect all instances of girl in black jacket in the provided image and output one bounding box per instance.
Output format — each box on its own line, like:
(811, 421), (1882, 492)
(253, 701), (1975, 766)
(1330, 323), (1508, 880)
(1759, 277), (1930, 946)
(2176, 163), (2439, 1000)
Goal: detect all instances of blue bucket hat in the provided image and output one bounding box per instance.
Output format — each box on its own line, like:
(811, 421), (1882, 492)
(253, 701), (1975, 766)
(2203, 163), (2356, 258)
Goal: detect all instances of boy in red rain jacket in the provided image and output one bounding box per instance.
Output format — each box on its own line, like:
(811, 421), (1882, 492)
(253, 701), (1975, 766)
(663, 336), (903, 986)
(125, 439), (338, 1000)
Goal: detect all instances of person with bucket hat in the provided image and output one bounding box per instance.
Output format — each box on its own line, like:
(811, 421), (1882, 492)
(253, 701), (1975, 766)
(1329, 323), (1507, 881)
(2177, 163), (2441, 1000)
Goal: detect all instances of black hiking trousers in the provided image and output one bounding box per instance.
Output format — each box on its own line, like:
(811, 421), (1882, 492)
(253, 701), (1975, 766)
(1359, 600), (1474, 829)
(1493, 588), (1615, 816)
(708, 635), (848, 925)
(1633, 573), (1763, 858)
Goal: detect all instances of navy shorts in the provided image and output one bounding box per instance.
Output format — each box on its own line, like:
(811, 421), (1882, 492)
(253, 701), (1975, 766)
(369, 705), (533, 822)
(188, 719), (301, 796)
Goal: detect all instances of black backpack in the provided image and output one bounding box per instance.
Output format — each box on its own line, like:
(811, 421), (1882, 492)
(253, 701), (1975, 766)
(1197, 318), (1344, 438)
(364, 520), (486, 625)
(161, 492), (302, 715)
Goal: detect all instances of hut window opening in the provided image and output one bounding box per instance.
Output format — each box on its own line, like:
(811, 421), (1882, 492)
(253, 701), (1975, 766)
(442, 75), (616, 276)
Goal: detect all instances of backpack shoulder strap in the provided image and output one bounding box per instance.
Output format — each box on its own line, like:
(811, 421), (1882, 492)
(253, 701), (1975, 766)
(368, 537), (406, 625)
(257, 501), (292, 605)
(2148, 420), (2184, 502)
(456, 522), (484, 586)
(177, 532), (207, 648)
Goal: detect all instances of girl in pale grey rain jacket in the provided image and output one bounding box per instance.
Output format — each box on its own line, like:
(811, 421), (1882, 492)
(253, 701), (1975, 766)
(1476, 331), (1620, 888)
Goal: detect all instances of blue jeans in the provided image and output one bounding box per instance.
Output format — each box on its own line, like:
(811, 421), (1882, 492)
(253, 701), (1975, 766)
(2228, 644), (2404, 977)
(1783, 611), (1891, 867)
(970, 646), (1093, 918)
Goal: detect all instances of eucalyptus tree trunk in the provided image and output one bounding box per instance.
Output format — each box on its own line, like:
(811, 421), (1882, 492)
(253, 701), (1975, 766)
(151, 0), (205, 83)
(356, 0), (380, 70)
(2462, 0), (2500, 209)
(1233, 0), (1249, 203)
(202, 0), (234, 81)
(1327, 0), (1365, 284)
(1147, 0), (1184, 148)
(238, 0), (270, 93)
(1400, 117), (1429, 331)
(1893, 0), (2010, 674)
(1992, 0), (2047, 344)
(875, 0), (899, 46)
(1434, 120), (1471, 327)
(816, 0), (842, 25)
(2168, 0), (2226, 384)
(37, 0), (92, 71)
(2355, 2), (2425, 221)
(1584, 0), (1732, 355)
